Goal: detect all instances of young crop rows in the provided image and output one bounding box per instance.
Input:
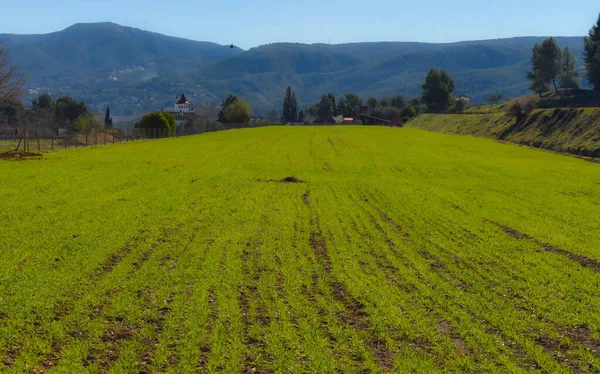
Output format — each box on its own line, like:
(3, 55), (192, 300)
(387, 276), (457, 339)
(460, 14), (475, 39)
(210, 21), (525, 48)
(0, 127), (599, 373)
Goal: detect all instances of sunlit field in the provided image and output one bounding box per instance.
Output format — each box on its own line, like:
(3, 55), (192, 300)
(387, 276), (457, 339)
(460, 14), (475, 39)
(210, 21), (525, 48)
(1, 126), (599, 373)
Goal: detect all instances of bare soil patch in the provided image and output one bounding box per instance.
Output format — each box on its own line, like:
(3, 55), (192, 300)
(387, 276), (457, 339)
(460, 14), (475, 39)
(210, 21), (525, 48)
(0, 151), (42, 160)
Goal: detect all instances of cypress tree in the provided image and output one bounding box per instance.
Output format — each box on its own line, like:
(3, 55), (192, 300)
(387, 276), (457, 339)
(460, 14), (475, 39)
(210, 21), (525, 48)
(104, 105), (113, 128)
(290, 92), (298, 122)
(584, 14), (600, 90)
(282, 86), (292, 122)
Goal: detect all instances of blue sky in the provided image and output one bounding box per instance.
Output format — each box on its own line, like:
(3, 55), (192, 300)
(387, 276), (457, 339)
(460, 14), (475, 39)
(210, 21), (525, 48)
(2, 0), (598, 49)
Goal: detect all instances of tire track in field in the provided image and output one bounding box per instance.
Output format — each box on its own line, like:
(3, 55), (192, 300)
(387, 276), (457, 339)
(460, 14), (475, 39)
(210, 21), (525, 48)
(135, 221), (204, 373)
(302, 188), (395, 372)
(83, 227), (184, 372)
(489, 220), (600, 273)
(37, 211), (202, 373)
(95, 219), (205, 372)
(239, 215), (273, 374)
(1, 228), (148, 370)
(368, 215), (476, 361)
(197, 287), (218, 372)
(349, 194), (471, 368)
(354, 190), (548, 370)
(371, 206), (596, 371)
(488, 220), (600, 366)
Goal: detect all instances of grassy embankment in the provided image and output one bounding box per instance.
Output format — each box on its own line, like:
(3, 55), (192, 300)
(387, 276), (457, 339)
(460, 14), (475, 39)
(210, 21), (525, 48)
(407, 91), (600, 157)
(1, 127), (599, 373)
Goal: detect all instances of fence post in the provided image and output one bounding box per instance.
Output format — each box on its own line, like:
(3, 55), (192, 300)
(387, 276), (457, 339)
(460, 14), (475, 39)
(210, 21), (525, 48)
(51, 135), (54, 151)
(104, 131), (107, 145)
(37, 131), (41, 151)
(64, 134), (67, 149)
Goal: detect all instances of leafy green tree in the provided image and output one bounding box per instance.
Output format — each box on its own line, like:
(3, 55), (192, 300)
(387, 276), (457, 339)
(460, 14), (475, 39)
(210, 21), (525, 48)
(317, 95), (335, 123)
(529, 75), (550, 97)
(218, 94), (238, 123)
(367, 97), (378, 111)
(390, 95), (405, 109)
(540, 38), (562, 91)
(32, 93), (54, 110)
(559, 47), (579, 89)
(337, 93), (363, 116)
(584, 14), (600, 90)
(224, 99), (252, 124)
(55, 96), (88, 128)
(380, 107), (402, 120)
(73, 112), (103, 132)
(527, 44), (550, 97)
(298, 110), (305, 123)
(136, 112), (170, 129)
(380, 97), (389, 107)
(399, 104), (417, 119)
(104, 105), (113, 129)
(421, 68), (455, 113)
(135, 112), (174, 137)
(326, 93), (337, 116)
(162, 112), (177, 134)
(528, 38), (562, 92)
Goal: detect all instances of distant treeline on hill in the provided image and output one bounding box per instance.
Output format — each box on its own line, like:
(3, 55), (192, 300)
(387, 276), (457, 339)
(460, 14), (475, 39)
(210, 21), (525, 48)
(0, 21), (590, 115)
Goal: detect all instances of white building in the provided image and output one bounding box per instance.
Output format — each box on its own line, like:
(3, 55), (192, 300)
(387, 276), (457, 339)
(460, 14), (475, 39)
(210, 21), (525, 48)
(165, 93), (193, 125)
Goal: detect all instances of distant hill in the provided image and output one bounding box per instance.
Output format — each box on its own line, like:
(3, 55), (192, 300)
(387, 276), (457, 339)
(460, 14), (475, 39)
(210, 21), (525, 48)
(0, 23), (587, 117)
(0, 23), (241, 114)
(190, 37), (585, 111)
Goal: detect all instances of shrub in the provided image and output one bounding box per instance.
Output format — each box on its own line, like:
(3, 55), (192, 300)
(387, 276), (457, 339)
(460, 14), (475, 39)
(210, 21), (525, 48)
(508, 97), (537, 123)
(399, 104), (417, 119)
(224, 100), (252, 124)
(135, 112), (174, 137)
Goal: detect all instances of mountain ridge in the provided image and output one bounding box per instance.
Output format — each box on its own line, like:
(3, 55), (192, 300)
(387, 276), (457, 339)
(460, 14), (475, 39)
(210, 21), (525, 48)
(0, 23), (588, 117)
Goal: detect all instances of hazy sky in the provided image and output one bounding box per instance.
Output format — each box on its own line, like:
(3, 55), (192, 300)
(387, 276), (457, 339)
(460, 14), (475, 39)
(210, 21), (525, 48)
(2, 0), (599, 49)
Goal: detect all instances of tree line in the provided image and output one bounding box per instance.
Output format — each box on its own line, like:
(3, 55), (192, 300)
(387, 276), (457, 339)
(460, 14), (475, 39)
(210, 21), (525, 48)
(528, 14), (600, 94)
(279, 68), (473, 124)
(0, 92), (113, 133)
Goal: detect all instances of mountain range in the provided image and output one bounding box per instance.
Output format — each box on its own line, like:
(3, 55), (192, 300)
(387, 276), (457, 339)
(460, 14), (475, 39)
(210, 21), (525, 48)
(0, 22), (587, 118)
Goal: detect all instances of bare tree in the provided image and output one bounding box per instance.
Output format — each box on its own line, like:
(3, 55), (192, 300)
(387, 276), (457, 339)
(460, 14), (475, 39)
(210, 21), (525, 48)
(0, 43), (27, 106)
(508, 97), (536, 123)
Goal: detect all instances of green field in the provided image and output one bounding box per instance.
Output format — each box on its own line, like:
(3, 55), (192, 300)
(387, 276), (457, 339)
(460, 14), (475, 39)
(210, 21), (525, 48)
(1, 126), (599, 373)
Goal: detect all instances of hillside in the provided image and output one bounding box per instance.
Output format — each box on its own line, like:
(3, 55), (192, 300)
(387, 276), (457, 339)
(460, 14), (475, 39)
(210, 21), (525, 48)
(184, 37), (586, 110)
(406, 102), (600, 157)
(1, 127), (600, 372)
(0, 23), (241, 113)
(0, 23), (587, 115)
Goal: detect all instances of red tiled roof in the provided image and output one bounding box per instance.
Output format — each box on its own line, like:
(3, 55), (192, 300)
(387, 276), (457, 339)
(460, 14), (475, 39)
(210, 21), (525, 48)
(176, 93), (188, 105)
